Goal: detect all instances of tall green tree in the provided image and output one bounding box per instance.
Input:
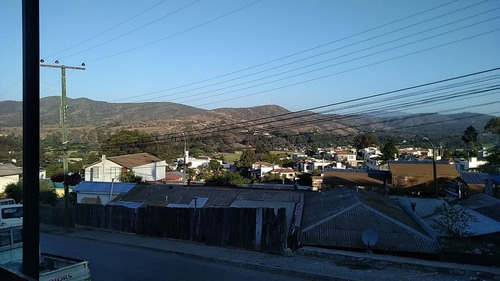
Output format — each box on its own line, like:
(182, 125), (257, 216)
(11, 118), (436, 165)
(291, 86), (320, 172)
(238, 147), (256, 168)
(461, 125), (479, 153)
(101, 130), (157, 157)
(264, 152), (282, 165)
(484, 117), (500, 142)
(353, 133), (378, 150)
(380, 139), (398, 161)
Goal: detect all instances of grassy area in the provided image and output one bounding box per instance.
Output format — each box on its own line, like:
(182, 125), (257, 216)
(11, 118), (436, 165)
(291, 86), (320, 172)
(223, 152), (241, 163)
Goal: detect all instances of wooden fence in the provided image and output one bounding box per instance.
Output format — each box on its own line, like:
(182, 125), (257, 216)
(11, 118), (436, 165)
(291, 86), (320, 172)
(69, 204), (287, 254)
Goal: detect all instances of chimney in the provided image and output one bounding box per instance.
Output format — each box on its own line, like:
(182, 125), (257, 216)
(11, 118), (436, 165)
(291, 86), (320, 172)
(102, 154), (106, 181)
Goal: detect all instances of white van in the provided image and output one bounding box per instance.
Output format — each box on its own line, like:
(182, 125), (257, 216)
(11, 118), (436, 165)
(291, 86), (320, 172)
(0, 204), (23, 229)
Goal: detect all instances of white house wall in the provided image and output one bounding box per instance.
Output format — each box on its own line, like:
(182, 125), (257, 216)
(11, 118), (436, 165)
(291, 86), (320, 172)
(0, 175), (19, 193)
(84, 160), (123, 182)
(132, 160), (166, 181)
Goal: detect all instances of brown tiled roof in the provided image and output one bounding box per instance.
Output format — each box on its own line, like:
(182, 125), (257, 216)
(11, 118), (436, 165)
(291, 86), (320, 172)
(270, 168), (295, 174)
(108, 153), (162, 169)
(389, 161), (459, 187)
(323, 170), (389, 187)
(252, 161), (273, 166)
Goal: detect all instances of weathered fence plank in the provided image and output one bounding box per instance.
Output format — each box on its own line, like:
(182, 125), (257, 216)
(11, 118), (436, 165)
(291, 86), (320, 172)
(46, 204), (287, 254)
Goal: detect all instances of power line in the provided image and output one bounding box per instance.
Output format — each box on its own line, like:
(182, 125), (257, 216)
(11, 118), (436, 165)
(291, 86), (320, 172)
(196, 27), (500, 108)
(59, 0), (201, 60)
(87, 0), (262, 62)
(104, 16), (500, 115)
(43, 0), (168, 59)
(112, 0), (466, 102)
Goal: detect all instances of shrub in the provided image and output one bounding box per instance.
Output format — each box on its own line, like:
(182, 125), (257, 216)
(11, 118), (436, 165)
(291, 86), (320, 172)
(50, 172), (65, 183)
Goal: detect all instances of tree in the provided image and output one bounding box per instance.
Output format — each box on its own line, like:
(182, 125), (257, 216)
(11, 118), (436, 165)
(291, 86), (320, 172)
(238, 147), (256, 168)
(205, 172), (251, 187)
(434, 203), (477, 238)
(264, 152), (281, 165)
(101, 130), (157, 157)
(353, 133), (378, 150)
(208, 160), (222, 171)
(3, 181), (23, 203)
(484, 117), (500, 141)
(3, 179), (59, 205)
(461, 125), (479, 152)
(380, 139), (398, 161)
(120, 171), (143, 183)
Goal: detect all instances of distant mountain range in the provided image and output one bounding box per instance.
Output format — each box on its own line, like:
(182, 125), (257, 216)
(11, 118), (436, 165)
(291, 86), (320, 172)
(0, 97), (495, 140)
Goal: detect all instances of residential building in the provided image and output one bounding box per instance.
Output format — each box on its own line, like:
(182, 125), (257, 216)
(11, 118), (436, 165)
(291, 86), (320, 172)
(251, 162), (280, 178)
(269, 168), (296, 181)
(333, 149), (357, 167)
(84, 153), (166, 182)
(363, 154), (385, 170)
(297, 159), (333, 174)
(165, 172), (184, 183)
(0, 163), (22, 193)
(452, 157), (488, 172)
(459, 171), (500, 194)
(397, 147), (431, 161)
(177, 156), (222, 170)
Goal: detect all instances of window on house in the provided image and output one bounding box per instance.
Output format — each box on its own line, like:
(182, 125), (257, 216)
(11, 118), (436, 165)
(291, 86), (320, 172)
(110, 167), (121, 180)
(92, 167), (100, 178)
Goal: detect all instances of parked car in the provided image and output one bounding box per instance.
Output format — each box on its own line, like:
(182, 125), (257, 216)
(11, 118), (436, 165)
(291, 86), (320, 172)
(0, 204), (22, 229)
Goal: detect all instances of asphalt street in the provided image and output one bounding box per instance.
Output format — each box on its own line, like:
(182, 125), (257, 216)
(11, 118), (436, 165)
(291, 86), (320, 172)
(40, 233), (308, 281)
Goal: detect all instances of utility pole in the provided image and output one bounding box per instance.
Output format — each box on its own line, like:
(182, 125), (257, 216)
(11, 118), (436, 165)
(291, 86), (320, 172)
(423, 137), (438, 197)
(40, 61), (85, 233)
(182, 133), (188, 185)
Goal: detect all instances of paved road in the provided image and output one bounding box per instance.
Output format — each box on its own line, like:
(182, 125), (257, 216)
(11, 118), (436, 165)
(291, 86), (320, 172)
(41, 233), (307, 281)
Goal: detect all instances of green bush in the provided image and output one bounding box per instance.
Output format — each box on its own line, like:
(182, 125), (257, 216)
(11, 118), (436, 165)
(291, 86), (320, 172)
(2, 179), (59, 206)
(205, 172), (251, 187)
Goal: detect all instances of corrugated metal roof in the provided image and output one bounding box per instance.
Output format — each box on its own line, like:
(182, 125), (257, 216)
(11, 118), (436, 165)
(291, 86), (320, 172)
(74, 181), (136, 193)
(399, 196), (500, 237)
(459, 172), (500, 185)
(119, 184), (302, 207)
(301, 188), (357, 229)
(457, 193), (500, 222)
(300, 203), (439, 254)
(111, 201), (144, 209)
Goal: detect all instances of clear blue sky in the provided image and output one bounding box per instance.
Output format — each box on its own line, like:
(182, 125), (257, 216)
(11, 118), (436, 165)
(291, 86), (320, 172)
(1, 0), (499, 115)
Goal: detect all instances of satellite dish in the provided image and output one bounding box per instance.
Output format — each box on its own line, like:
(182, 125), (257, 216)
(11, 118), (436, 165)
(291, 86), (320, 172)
(362, 229), (379, 247)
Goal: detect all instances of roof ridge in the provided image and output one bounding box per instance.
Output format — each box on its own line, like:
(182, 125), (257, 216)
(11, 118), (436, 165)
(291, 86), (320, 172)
(360, 203), (435, 242)
(301, 202), (360, 232)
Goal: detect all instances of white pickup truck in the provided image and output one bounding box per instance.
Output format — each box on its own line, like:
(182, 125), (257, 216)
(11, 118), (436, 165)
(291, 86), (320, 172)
(0, 226), (91, 281)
